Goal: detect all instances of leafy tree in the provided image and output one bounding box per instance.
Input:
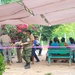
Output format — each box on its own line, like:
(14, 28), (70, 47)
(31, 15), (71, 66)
(0, 53), (5, 75)
(38, 25), (60, 41)
(0, 0), (19, 5)
(28, 24), (41, 36)
(51, 23), (75, 41)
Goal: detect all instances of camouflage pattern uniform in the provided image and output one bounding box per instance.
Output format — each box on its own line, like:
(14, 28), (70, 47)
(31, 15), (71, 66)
(22, 34), (31, 64)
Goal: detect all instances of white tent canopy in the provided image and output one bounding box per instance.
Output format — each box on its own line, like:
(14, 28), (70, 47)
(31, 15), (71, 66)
(0, 0), (75, 26)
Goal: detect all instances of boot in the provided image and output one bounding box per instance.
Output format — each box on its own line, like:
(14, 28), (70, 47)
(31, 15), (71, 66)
(24, 62), (28, 67)
(25, 63), (30, 69)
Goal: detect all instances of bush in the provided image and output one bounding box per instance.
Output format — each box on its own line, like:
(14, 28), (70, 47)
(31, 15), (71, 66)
(0, 53), (5, 75)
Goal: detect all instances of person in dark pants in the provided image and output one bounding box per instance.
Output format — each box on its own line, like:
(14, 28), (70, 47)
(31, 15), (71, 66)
(32, 48), (40, 62)
(34, 36), (42, 56)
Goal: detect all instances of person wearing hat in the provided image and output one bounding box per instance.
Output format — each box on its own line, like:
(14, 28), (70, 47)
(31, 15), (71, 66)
(21, 29), (31, 69)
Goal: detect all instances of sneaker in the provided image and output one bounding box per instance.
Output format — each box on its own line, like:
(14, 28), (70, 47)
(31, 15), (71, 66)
(36, 60), (40, 62)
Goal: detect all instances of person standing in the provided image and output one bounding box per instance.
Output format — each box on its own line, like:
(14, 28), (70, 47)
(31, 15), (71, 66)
(21, 29), (31, 69)
(0, 32), (12, 65)
(15, 36), (22, 63)
(34, 36), (42, 56)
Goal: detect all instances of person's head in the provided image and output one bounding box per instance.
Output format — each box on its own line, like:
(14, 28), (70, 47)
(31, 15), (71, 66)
(26, 30), (31, 35)
(70, 38), (74, 44)
(69, 37), (74, 43)
(22, 29), (27, 34)
(34, 36), (38, 40)
(53, 37), (59, 43)
(61, 37), (65, 42)
(69, 37), (73, 41)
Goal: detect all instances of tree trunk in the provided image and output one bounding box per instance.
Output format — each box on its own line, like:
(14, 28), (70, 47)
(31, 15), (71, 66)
(47, 38), (50, 45)
(64, 33), (66, 42)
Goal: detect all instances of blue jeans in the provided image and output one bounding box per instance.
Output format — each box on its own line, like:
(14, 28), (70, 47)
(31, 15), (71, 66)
(32, 48), (40, 61)
(36, 47), (42, 55)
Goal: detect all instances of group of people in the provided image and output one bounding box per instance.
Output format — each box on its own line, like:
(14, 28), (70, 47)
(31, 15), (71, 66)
(46, 37), (75, 62)
(0, 29), (42, 69)
(48, 37), (75, 48)
(1, 29), (75, 69)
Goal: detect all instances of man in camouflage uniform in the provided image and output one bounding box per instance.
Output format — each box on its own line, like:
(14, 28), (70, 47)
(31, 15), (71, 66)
(21, 29), (31, 69)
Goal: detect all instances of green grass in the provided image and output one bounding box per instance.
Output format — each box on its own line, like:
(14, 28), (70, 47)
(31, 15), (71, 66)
(45, 73), (52, 75)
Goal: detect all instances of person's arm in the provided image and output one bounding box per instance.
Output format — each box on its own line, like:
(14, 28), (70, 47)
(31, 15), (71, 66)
(21, 38), (30, 45)
(21, 42), (28, 45)
(65, 42), (69, 46)
(30, 34), (34, 46)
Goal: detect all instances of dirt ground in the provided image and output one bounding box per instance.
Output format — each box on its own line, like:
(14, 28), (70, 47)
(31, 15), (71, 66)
(3, 50), (75, 75)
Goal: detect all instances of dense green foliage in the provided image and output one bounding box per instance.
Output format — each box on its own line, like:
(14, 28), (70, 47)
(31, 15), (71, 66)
(0, 0), (19, 5)
(0, 53), (5, 75)
(2, 23), (75, 42)
(29, 23), (75, 42)
(50, 23), (75, 41)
